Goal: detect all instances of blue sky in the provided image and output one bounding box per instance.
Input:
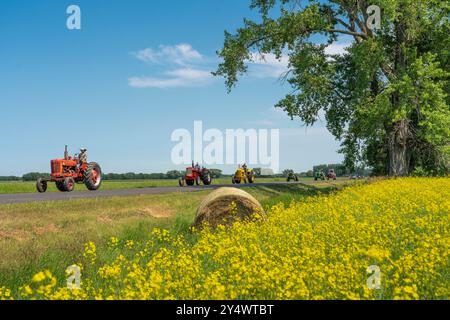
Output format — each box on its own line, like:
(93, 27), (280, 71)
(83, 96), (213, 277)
(0, 0), (349, 175)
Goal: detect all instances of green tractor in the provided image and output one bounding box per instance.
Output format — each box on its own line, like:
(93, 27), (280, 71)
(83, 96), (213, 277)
(314, 170), (326, 181)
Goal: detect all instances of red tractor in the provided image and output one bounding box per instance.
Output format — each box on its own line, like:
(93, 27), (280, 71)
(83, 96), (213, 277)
(36, 146), (102, 193)
(179, 164), (212, 187)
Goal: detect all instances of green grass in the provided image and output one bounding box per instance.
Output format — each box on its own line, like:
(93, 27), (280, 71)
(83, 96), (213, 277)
(0, 177), (312, 194)
(0, 179), (351, 291)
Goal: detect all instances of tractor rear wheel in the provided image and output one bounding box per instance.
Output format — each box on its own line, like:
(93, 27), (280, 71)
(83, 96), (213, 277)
(247, 173), (255, 183)
(179, 178), (185, 187)
(63, 177), (75, 192)
(84, 162), (102, 191)
(36, 178), (48, 193)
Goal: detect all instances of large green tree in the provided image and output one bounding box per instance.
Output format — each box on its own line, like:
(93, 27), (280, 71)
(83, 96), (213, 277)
(214, 0), (450, 176)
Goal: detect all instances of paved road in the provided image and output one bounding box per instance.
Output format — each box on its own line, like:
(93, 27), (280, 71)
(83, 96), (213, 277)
(0, 181), (321, 205)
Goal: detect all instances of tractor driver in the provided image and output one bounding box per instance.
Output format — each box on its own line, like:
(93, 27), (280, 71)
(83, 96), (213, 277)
(242, 163), (248, 183)
(78, 148), (88, 169)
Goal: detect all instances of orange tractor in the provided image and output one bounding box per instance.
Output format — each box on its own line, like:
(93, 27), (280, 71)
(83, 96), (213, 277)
(36, 146), (102, 193)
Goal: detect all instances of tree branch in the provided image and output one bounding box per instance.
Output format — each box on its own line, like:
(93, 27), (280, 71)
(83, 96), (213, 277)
(327, 28), (368, 39)
(334, 17), (352, 30)
(380, 63), (397, 81)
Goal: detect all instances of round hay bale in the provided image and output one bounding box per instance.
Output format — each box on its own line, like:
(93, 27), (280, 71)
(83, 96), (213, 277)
(192, 187), (265, 230)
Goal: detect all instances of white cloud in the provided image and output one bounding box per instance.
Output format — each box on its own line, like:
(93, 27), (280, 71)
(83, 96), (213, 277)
(165, 68), (211, 79)
(250, 52), (289, 68)
(130, 42), (352, 89)
(324, 42), (351, 56)
(245, 42), (352, 79)
(135, 43), (203, 66)
(128, 67), (212, 89)
(131, 43), (212, 89)
(247, 53), (290, 78)
(128, 77), (184, 89)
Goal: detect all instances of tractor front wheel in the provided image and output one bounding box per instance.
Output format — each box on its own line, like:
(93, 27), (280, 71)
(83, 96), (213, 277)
(63, 177), (75, 192)
(36, 178), (48, 193)
(84, 162), (102, 191)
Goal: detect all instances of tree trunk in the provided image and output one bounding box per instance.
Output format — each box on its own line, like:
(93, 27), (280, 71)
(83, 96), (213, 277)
(388, 119), (410, 176)
(387, 16), (411, 177)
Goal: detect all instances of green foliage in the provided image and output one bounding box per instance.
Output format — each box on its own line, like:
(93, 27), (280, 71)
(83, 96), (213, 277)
(215, 0), (450, 176)
(209, 169), (223, 178)
(20, 171), (186, 181)
(305, 170), (314, 177)
(0, 176), (21, 181)
(165, 170), (183, 179)
(22, 172), (50, 181)
(102, 171), (184, 180)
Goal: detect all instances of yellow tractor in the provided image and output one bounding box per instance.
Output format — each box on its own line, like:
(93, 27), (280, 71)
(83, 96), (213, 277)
(232, 166), (255, 184)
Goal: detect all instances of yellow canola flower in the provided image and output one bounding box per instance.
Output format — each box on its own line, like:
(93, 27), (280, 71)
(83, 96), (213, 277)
(83, 241), (97, 265)
(109, 237), (119, 247)
(125, 240), (134, 249)
(32, 271), (47, 283)
(5, 178), (450, 300)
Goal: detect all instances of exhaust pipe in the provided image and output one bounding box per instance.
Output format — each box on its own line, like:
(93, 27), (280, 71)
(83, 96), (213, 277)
(64, 145), (68, 160)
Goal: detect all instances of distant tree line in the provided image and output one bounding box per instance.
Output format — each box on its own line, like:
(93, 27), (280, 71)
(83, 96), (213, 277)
(102, 171), (182, 180)
(0, 176), (22, 181)
(1, 165), (374, 182)
(102, 169), (225, 180)
(3, 169), (225, 182)
(22, 172), (50, 181)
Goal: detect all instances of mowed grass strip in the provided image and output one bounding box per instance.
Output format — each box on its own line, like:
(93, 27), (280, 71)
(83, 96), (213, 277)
(0, 181), (349, 290)
(0, 191), (205, 289)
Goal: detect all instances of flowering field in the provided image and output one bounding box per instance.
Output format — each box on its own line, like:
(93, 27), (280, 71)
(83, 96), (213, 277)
(1, 178), (449, 300)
